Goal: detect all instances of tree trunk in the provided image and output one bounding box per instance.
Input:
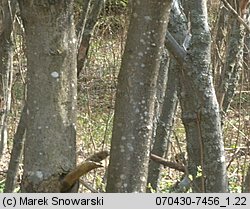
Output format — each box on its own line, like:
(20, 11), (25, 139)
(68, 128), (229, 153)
(217, 0), (246, 112)
(106, 0), (172, 192)
(165, 0), (228, 192)
(77, 0), (104, 77)
(243, 165), (250, 192)
(0, 0), (16, 158)
(4, 104), (27, 192)
(184, 0), (228, 192)
(147, 0), (185, 192)
(18, 0), (77, 192)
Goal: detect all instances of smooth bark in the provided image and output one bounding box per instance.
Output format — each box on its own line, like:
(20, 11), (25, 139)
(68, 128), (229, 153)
(106, 0), (172, 192)
(18, 0), (77, 192)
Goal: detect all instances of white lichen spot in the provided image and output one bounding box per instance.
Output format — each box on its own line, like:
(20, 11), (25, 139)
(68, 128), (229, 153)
(138, 52), (143, 57)
(140, 176), (146, 182)
(127, 143), (134, 152)
(144, 111), (148, 116)
(144, 16), (152, 21)
(121, 136), (126, 141)
(71, 83), (75, 87)
(140, 39), (145, 44)
(220, 156), (225, 162)
(141, 100), (145, 104)
(36, 171), (43, 179)
(135, 108), (140, 113)
(131, 136), (135, 140)
(38, 126), (42, 130)
(120, 145), (125, 152)
(72, 38), (77, 44)
(141, 64), (145, 68)
(45, 126), (49, 129)
(33, 100), (37, 104)
(36, 107), (39, 110)
(120, 174), (126, 180)
(123, 183), (128, 188)
(139, 82), (144, 86)
(51, 71), (59, 78)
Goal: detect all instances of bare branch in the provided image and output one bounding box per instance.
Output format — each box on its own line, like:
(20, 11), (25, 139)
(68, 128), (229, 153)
(150, 154), (186, 173)
(165, 31), (187, 65)
(220, 0), (250, 32)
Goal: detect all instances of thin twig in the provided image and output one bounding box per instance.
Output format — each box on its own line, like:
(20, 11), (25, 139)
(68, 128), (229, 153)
(220, 0), (250, 32)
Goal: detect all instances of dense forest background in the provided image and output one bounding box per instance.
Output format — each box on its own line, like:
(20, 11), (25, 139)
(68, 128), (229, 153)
(0, 0), (249, 193)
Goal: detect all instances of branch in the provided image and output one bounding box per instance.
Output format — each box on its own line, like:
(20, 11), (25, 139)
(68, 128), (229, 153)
(220, 0), (250, 32)
(164, 30), (187, 65)
(150, 154), (186, 173)
(60, 150), (109, 192)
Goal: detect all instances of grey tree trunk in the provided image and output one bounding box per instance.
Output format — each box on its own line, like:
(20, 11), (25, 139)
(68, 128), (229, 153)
(18, 0), (77, 192)
(0, 0), (16, 158)
(4, 104), (27, 192)
(106, 0), (172, 192)
(77, 0), (104, 77)
(147, 0), (185, 192)
(243, 165), (250, 192)
(217, 0), (246, 113)
(184, 0), (227, 192)
(165, 0), (228, 192)
(243, 14), (250, 84)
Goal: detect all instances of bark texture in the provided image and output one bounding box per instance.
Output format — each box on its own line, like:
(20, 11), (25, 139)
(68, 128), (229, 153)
(106, 0), (172, 192)
(217, 0), (246, 112)
(18, 0), (77, 192)
(165, 0), (228, 192)
(146, 0), (186, 192)
(183, 0), (228, 192)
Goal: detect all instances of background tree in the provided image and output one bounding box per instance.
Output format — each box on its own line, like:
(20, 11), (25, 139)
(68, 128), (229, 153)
(0, 0), (16, 158)
(217, 0), (247, 113)
(18, 0), (77, 192)
(147, 0), (184, 192)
